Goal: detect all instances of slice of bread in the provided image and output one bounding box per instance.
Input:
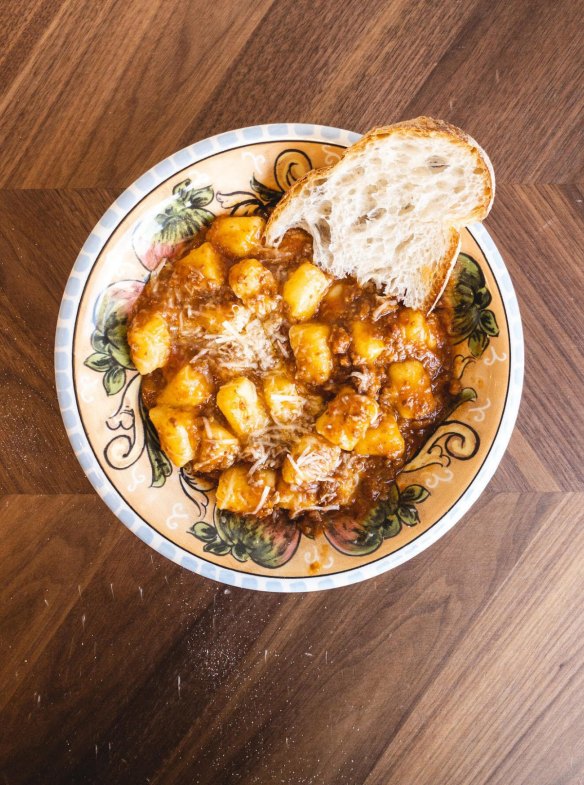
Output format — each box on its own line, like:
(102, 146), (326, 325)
(264, 117), (494, 312)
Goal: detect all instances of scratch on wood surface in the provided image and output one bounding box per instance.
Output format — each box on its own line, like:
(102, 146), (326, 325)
(81, 613), (86, 630)
(138, 586), (144, 601)
(177, 675), (181, 698)
(110, 583), (115, 599)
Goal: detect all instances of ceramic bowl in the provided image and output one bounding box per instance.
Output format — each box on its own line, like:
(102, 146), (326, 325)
(55, 124), (524, 592)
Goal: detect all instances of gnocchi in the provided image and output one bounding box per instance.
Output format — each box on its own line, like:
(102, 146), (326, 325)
(207, 216), (265, 257)
(229, 257), (277, 316)
(397, 308), (437, 349)
(193, 419), (240, 473)
(178, 242), (226, 285)
(282, 433), (341, 486)
(216, 464), (276, 515)
(216, 377), (270, 437)
(148, 406), (198, 467)
(354, 413), (405, 457)
(388, 360), (437, 419)
(316, 389), (379, 450)
(351, 320), (386, 363)
(157, 365), (213, 408)
(127, 312), (170, 375)
(262, 372), (305, 424)
(283, 262), (330, 320)
(289, 322), (333, 384)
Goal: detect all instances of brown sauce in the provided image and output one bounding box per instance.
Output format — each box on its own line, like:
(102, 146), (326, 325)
(128, 215), (456, 532)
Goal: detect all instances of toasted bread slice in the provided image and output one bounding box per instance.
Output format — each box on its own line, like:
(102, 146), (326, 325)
(264, 117), (494, 312)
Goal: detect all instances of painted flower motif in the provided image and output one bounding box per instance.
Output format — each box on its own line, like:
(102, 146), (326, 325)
(133, 180), (215, 270)
(324, 484), (430, 556)
(217, 149), (312, 217)
(190, 509), (300, 568)
(449, 253), (500, 357)
(139, 393), (172, 488)
(84, 280), (144, 395)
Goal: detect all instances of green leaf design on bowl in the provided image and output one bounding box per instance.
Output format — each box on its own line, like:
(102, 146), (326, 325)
(84, 280), (144, 396)
(217, 149), (312, 217)
(139, 394), (172, 488)
(324, 482), (430, 556)
(189, 509), (301, 569)
(133, 180), (215, 271)
(449, 253), (500, 357)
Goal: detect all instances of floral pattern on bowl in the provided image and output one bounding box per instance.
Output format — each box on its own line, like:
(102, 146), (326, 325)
(56, 125), (523, 592)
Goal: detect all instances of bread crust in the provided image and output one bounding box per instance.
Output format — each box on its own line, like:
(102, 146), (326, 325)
(265, 117), (495, 312)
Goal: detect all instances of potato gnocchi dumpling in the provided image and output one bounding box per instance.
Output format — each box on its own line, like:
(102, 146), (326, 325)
(148, 406), (198, 468)
(127, 214), (455, 528)
(216, 464), (276, 515)
(282, 433), (341, 487)
(397, 308), (437, 349)
(128, 312), (170, 375)
(178, 242), (226, 285)
(351, 320), (386, 364)
(388, 360), (437, 419)
(229, 257), (277, 317)
(316, 389), (379, 450)
(216, 376), (270, 437)
(193, 419), (240, 473)
(157, 365), (213, 408)
(262, 372), (305, 424)
(289, 322), (333, 385)
(354, 413), (405, 457)
(207, 216), (265, 257)
(283, 262), (330, 321)
(277, 478), (319, 515)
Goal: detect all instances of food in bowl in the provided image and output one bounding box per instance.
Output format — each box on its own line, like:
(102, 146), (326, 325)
(126, 116), (494, 535)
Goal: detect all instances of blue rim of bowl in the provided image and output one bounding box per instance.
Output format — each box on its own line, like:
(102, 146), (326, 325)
(55, 123), (524, 593)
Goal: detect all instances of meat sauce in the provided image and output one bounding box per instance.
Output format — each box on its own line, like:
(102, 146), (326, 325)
(127, 215), (456, 532)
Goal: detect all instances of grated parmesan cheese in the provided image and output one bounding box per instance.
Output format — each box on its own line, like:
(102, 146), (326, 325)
(195, 315), (279, 373)
(250, 484), (271, 516)
(244, 420), (312, 472)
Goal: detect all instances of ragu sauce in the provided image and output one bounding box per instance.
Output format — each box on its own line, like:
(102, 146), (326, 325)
(127, 214), (457, 533)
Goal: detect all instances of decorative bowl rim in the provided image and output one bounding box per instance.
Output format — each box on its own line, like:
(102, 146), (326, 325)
(55, 123), (524, 593)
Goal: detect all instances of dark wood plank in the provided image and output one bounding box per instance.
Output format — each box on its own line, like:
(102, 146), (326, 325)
(3, 491), (579, 785)
(487, 184), (584, 491)
(0, 189), (117, 494)
(0, 0), (582, 188)
(0, 0), (272, 188)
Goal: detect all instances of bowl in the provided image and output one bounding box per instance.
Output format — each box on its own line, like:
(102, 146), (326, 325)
(55, 124), (524, 592)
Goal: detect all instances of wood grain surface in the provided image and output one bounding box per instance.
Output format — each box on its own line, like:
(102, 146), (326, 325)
(1, 1), (583, 783)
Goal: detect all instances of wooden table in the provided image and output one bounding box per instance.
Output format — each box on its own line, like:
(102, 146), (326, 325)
(1, 2), (583, 783)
